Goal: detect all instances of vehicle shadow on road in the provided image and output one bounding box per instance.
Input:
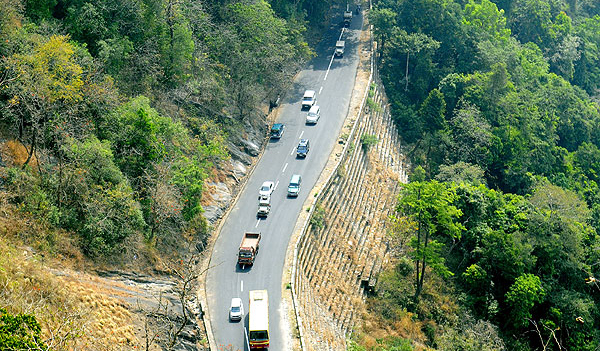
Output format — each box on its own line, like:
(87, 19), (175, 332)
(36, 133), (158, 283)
(235, 264), (253, 273)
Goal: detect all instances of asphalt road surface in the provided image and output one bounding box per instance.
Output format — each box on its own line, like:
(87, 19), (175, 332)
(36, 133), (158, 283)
(206, 10), (363, 351)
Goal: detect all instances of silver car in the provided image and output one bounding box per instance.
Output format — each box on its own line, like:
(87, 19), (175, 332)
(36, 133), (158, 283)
(229, 297), (244, 321)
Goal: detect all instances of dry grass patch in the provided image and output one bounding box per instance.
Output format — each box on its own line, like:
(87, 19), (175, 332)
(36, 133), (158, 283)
(0, 216), (144, 350)
(2, 139), (36, 168)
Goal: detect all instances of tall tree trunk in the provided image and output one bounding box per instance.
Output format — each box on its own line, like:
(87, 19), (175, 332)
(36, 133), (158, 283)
(405, 51), (410, 91)
(414, 187), (423, 301)
(22, 130), (36, 169)
(418, 229), (429, 299)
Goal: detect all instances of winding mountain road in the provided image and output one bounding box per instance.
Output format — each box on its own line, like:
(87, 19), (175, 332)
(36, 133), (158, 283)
(206, 10), (364, 351)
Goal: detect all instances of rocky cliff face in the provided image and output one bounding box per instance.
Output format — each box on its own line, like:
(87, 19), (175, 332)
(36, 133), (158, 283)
(202, 116), (268, 225)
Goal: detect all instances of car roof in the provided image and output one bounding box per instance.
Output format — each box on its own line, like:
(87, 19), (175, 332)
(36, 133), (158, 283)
(231, 297), (242, 307)
(290, 174), (301, 182)
(298, 139), (309, 146)
(303, 90), (316, 97)
(308, 105), (319, 113)
(336, 40), (345, 46)
(272, 123), (283, 130)
(262, 181), (273, 186)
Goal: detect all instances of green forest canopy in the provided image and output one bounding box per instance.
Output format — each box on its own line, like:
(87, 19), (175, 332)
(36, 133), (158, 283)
(0, 0), (332, 257)
(367, 0), (600, 350)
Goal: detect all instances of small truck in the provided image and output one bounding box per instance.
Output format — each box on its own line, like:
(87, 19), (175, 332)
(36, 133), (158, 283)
(335, 40), (345, 57)
(343, 8), (353, 27)
(257, 195), (271, 217)
(238, 232), (261, 266)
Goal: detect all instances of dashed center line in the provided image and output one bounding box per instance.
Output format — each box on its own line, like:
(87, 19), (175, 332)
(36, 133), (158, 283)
(241, 280), (244, 292)
(255, 219), (260, 228)
(319, 86), (323, 94)
(299, 130), (304, 138)
(275, 180), (280, 190)
(282, 163), (288, 173)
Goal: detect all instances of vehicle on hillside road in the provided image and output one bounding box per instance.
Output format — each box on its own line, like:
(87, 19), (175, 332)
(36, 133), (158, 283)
(335, 40), (345, 57)
(287, 174), (302, 197)
(301, 90), (317, 109)
(258, 181), (274, 198)
(343, 7), (352, 26)
(257, 195), (271, 217)
(270, 123), (285, 139)
(229, 298), (244, 321)
(306, 105), (321, 124)
(296, 139), (310, 158)
(238, 232), (261, 266)
(249, 290), (269, 349)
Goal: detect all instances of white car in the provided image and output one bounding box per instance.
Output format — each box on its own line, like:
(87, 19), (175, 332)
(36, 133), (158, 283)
(259, 181), (275, 198)
(302, 90), (317, 109)
(306, 105), (320, 124)
(229, 298), (244, 321)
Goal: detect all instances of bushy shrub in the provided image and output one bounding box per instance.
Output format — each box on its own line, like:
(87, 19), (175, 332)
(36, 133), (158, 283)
(361, 134), (379, 152)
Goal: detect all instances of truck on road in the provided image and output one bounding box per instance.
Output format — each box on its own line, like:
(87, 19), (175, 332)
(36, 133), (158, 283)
(238, 232), (261, 266)
(343, 7), (353, 26)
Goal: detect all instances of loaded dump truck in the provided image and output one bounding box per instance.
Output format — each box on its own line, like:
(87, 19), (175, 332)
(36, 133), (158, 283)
(343, 7), (353, 27)
(238, 232), (261, 266)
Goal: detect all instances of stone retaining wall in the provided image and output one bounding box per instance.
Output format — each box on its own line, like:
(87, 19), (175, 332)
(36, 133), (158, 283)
(293, 62), (407, 350)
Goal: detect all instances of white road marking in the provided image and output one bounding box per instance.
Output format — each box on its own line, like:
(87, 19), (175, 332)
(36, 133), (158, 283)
(299, 130), (304, 138)
(290, 147), (295, 155)
(319, 86), (323, 94)
(282, 163), (288, 173)
(275, 180), (280, 190)
(325, 29), (346, 81)
(244, 328), (250, 350)
(241, 280), (244, 292)
(255, 219), (260, 228)
(324, 54), (335, 81)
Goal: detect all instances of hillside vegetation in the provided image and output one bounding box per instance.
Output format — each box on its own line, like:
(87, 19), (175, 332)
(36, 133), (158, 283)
(0, 0), (335, 348)
(355, 0), (600, 350)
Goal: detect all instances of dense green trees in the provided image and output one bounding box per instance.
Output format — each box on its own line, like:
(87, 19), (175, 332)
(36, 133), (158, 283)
(0, 309), (47, 350)
(370, 0), (600, 349)
(0, 0), (319, 257)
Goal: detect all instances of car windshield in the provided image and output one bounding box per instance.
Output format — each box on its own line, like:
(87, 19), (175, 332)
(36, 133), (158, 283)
(231, 306), (240, 313)
(239, 252), (252, 258)
(260, 185), (270, 191)
(298, 146), (307, 151)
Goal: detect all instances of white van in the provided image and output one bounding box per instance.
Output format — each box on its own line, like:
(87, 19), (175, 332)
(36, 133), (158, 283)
(306, 105), (320, 124)
(287, 174), (302, 197)
(302, 90), (316, 109)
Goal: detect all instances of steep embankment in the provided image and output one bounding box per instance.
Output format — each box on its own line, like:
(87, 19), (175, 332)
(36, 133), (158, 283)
(288, 22), (408, 350)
